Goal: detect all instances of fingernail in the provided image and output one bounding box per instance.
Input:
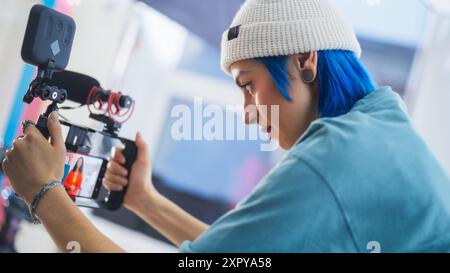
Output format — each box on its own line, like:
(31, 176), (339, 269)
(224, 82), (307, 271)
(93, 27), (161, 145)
(49, 112), (58, 122)
(21, 120), (35, 133)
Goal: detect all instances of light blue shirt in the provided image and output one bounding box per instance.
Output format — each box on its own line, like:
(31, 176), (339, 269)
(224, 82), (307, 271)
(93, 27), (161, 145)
(180, 86), (450, 253)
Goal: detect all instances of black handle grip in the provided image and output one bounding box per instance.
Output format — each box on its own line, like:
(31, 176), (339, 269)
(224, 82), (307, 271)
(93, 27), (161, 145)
(103, 138), (137, 210)
(36, 115), (50, 139)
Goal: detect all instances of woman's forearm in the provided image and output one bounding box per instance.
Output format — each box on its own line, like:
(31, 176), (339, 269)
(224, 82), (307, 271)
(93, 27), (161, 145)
(35, 186), (125, 253)
(130, 191), (209, 247)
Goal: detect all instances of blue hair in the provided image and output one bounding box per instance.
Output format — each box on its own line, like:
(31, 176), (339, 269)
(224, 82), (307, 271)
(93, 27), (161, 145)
(256, 50), (377, 118)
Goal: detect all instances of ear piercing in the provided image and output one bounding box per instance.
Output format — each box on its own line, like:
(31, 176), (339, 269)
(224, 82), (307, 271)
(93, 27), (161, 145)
(302, 69), (315, 83)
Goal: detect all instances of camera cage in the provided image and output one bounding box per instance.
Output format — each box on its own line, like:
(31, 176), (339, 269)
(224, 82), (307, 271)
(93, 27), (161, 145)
(28, 83), (137, 211)
(52, 116), (136, 210)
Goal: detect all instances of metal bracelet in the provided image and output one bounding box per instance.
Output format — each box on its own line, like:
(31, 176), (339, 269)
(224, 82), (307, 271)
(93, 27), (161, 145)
(29, 180), (62, 224)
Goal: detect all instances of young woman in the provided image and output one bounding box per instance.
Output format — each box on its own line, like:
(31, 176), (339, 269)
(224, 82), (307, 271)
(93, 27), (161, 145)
(63, 157), (84, 197)
(2, 0), (450, 252)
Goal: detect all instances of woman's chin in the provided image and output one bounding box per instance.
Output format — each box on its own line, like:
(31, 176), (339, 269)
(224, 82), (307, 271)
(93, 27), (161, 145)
(277, 135), (298, 150)
(273, 138), (285, 150)
(278, 142), (291, 150)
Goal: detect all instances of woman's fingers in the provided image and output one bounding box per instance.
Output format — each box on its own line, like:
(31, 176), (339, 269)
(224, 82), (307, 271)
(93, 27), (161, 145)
(103, 177), (125, 191)
(135, 132), (148, 162)
(103, 160), (129, 192)
(104, 149), (130, 191)
(111, 147), (126, 165)
(104, 172), (128, 187)
(106, 159), (128, 177)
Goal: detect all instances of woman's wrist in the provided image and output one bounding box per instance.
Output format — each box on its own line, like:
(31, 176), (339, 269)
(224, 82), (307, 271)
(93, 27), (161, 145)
(18, 178), (56, 205)
(34, 185), (78, 222)
(126, 187), (166, 219)
(29, 180), (62, 224)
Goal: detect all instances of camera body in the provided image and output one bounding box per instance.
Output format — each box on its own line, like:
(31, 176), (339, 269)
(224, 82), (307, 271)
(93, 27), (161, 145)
(21, 4), (75, 71)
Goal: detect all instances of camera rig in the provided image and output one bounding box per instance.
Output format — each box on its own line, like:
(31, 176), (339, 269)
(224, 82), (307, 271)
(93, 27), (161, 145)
(20, 4), (137, 210)
(23, 68), (137, 211)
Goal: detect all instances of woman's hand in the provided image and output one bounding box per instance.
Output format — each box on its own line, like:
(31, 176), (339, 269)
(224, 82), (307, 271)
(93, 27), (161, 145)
(1, 112), (66, 204)
(2, 113), (125, 252)
(103, 132), (157, 212)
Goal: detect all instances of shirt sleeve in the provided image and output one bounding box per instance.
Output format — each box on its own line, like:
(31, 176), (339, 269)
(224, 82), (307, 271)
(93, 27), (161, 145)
(179, 156), (357, 253)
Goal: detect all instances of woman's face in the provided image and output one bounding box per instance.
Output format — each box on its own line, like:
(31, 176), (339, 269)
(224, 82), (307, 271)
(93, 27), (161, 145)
(76, 158), (83, 169)
(230, 54), (319, 149)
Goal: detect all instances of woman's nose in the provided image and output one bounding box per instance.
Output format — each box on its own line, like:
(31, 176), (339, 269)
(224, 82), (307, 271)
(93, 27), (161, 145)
(243, 103), (258, 125)
(244, 112), (257, 125)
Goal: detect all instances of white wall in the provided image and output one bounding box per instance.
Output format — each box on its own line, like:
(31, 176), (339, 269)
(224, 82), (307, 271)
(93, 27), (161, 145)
(0, 0), (39, 139)
(405, 12), (450, 175)
(57, 0), (136, 129)
(335, 0), (427, 47)
(68, 0), (135, 84)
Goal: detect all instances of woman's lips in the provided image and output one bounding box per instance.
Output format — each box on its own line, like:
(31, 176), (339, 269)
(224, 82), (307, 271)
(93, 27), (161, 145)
(261, 125), (272, 138)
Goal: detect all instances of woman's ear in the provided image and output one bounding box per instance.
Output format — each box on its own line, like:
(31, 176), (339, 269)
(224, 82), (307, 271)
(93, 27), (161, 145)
(294, 52), (318, 84)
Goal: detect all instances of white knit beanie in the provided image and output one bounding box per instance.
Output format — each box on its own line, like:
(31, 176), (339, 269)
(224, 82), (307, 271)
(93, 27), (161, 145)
(221, 0), (361, 74)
